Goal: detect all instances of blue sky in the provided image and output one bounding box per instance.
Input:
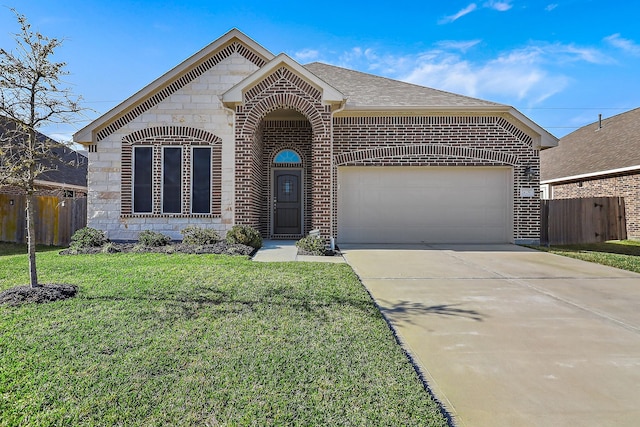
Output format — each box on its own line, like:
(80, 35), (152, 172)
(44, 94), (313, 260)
(1, 0), (639, 142)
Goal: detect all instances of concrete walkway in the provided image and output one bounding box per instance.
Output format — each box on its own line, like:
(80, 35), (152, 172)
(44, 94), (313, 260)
(253, 240), (345, 263)
(341, 244), (640, 427)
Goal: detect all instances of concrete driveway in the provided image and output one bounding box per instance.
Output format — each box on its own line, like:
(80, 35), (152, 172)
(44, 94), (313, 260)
(341, 244), (640, 427)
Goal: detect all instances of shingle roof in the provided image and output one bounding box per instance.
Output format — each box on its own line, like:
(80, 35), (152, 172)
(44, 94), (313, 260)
(540, 107), (640, 182)
(0, 116), (87, 188)
(304, 62), (504, 109)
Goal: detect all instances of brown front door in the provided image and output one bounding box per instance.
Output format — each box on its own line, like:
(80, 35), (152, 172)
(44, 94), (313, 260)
(273, 170), (302, 235)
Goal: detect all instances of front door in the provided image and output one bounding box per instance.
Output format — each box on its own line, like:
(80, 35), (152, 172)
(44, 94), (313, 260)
(273, 170), (302, 235)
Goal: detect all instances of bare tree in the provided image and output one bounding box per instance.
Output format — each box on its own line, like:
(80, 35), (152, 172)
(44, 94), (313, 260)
(0, 9), (84, 287)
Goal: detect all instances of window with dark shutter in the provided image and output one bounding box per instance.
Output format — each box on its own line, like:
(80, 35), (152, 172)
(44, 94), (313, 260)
(192, 147), (211, 214)
(133, 146), (153, 213)
(163, 147), (182, 213)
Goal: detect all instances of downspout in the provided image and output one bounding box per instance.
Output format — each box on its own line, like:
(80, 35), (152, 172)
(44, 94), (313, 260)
(329, 100), (347, 251)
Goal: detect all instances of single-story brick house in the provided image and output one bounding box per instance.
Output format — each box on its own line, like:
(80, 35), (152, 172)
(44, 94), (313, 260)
(74, 29), (557, 244)
(541, 108), (640, 239)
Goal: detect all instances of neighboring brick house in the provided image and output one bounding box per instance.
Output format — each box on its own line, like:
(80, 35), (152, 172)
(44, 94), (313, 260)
(74, 29), (556, 244)
(541, 108), (640, 239)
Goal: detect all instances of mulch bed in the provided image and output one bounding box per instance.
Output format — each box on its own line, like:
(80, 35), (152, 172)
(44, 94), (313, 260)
(297, 248), (341, 257)
(0, 283), (78, 306)
(58, 241), (256, 256)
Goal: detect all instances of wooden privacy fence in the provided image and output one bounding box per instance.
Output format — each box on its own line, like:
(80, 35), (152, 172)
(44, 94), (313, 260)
(541, 197), (627, 245)
(0, 193), (87, 246)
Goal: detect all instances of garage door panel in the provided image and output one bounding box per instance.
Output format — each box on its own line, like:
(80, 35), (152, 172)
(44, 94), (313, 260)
(338, 166), (513, 244)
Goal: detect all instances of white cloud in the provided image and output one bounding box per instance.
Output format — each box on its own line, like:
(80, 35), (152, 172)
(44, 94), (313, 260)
(484, 1), (513, 11)
(402, 47), (568, 103)
(435, 40), (482, 52)
(438, 4), (478, 24)
(545, 4), (558, 11)
(302, 39), (609, 107)
(604, 33), (640, 56)
(294, 48), (320, 61)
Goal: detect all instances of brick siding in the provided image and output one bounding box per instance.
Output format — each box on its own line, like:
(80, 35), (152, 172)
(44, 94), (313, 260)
(332, 115), (541, 242)
(233, 66), (333, 238)
(551, 173), (640, 238)
(121, 126), (222, 217)
(233, 62), (541, 242)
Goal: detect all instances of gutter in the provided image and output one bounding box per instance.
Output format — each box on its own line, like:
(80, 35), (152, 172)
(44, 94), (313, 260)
(541, 164), (640, 185)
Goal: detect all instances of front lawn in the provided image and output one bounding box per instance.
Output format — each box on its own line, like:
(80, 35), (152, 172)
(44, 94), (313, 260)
(0, 244), (448, 426)
(532, 240), (640, 273)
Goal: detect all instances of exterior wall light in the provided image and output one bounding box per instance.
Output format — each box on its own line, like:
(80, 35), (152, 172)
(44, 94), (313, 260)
(524, 166), (535, 182)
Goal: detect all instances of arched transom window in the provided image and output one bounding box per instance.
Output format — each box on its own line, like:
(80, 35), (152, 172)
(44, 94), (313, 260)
(274, 149), (302, 164)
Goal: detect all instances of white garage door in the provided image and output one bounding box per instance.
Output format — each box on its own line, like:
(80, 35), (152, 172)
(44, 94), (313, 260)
(338, 166), (513, 244)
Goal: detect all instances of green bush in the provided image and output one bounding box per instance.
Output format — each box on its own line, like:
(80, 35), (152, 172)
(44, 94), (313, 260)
(296, 235), (326, 256)
(70, 227), (108, 248)
(226, 225), (263, 249)
(181, 226), (220, 245)
(138, 230), (171, 247)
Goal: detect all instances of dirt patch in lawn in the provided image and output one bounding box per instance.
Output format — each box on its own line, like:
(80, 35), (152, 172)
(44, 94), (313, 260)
(0, 283), (78, 306)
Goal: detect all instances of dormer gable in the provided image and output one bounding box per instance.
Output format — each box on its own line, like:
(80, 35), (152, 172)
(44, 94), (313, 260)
(222, 53), (345, 111)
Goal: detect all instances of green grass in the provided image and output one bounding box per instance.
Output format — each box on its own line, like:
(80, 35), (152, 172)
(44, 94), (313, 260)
(0, 244), (448, 426)
(531, 240), (640, 273)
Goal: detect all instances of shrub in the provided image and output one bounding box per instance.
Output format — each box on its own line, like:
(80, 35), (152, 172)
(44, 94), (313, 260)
(181, 226), (220, 245)
(70, 227), (108, 248)
(138, 230), (171, 247)
(296, 235), (326, 256)
(225, 225), (263, 249)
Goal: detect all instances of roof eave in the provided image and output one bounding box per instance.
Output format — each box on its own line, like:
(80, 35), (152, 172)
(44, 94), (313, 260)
(33, 180), (88, 192)
(541, 164), (640, 184)
(74, 29), (275, 144)
(335, 104), (558, 149)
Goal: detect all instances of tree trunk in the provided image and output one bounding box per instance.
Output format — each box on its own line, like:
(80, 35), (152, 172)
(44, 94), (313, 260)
(26, 193), (39, 288)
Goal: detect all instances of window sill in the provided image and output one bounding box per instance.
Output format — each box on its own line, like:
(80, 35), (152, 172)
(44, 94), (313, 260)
(121, 213), (222, 219)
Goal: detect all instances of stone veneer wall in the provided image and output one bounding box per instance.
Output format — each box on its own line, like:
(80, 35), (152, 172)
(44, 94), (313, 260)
(331, 115), (542, 243)
(550, 174), (640, 239)
(85, 49), (261, 241)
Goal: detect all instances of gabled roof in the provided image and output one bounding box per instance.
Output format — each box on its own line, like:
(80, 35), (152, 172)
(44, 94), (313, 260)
(0, 116), (87, 189)
(222, 54), (345, 108)
(73, 29), (557, 149)
(304, 62), (503, 109)
(74, 29), (274, 144)
(541, 107), (640, 183)
(304, 62), (557, 149)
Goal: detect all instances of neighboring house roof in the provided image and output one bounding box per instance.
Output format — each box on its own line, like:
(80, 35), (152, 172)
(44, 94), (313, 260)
(37, 144), (88, 189)
(0, 116), (87, 190)
(541, 107), (640, 183)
